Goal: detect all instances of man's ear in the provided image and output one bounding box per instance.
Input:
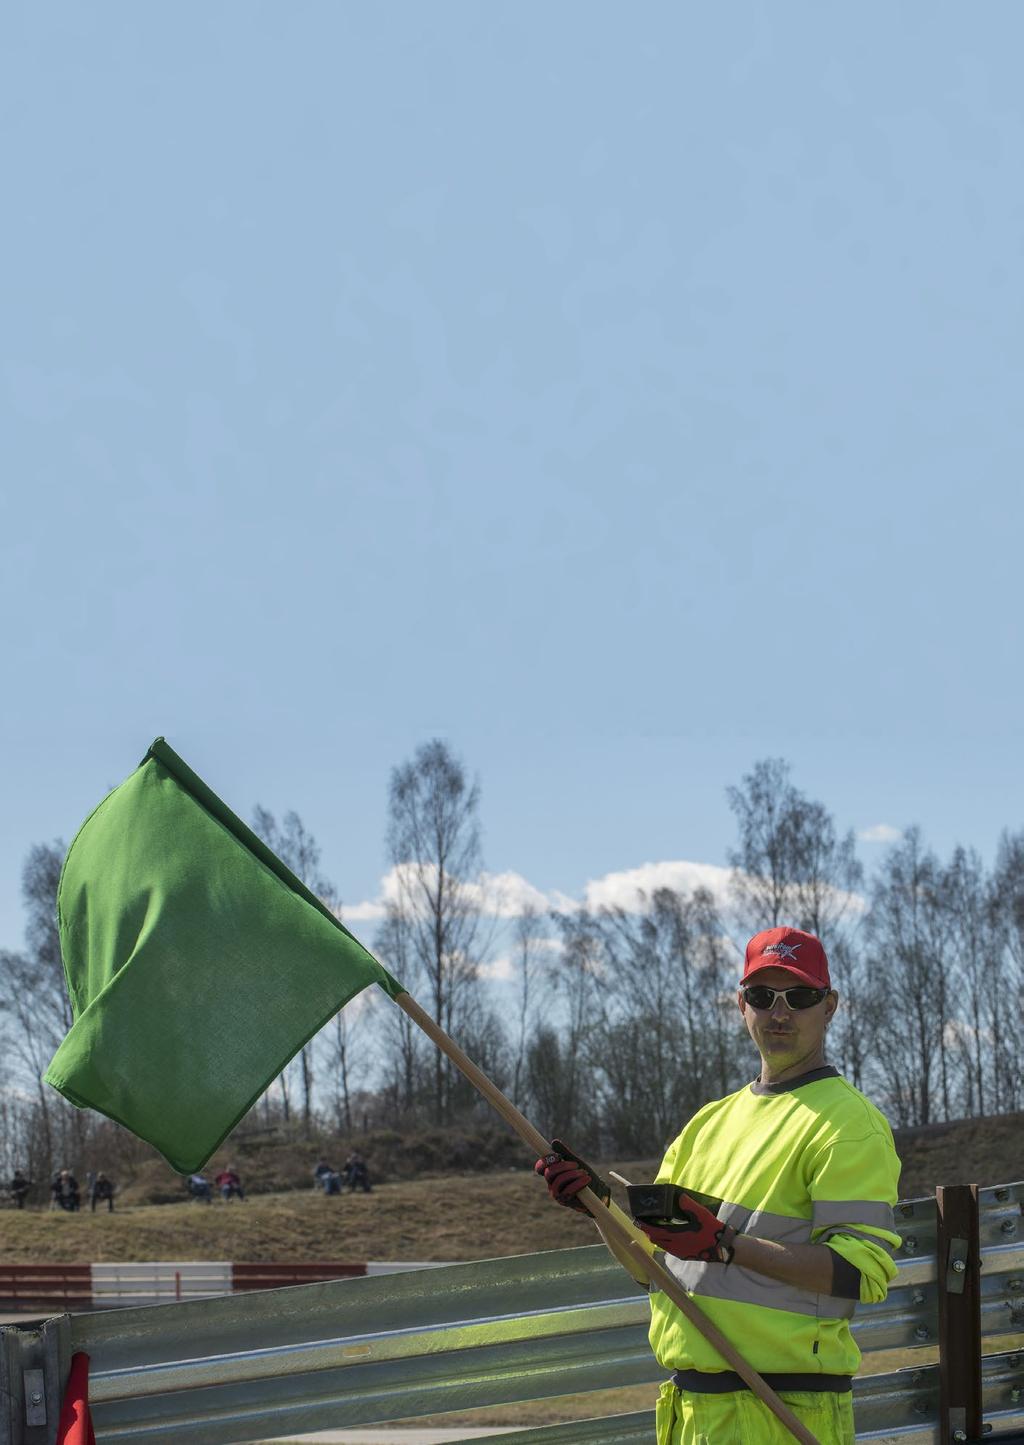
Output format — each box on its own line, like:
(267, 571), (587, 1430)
(736, 988), (747, 1019)
(825, 989), (839, 1025)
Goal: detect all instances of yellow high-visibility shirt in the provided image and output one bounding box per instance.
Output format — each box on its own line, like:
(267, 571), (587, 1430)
(648, 1066), (901, 1378)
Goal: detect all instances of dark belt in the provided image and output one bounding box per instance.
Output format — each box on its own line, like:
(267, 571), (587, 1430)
(672, 1369), (853, 1395)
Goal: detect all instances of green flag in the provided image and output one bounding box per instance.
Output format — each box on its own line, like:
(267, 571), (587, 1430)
(45, 738), (404, 1173)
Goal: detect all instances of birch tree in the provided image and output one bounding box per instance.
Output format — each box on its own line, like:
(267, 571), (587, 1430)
(251, 807), (338, 1131)
(383, 739), (484, 1124)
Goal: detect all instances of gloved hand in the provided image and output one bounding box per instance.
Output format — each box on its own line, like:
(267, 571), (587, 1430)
(534, 1138), (611, 1215)
(634, 1190), (736, 1263)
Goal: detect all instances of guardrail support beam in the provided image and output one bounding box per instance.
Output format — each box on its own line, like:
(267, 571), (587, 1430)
(937, 1183), (982, 1443)
(0, 1317), (71, 1445)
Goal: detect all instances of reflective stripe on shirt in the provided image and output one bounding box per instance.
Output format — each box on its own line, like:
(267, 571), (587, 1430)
(651, 1195), (894, 1319)
(812, 1199), (896, 1233)
(657, 1249), (857, 1320)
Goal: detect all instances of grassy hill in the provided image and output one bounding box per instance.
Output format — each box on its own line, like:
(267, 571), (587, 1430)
(3, 1110), (1022, 1264)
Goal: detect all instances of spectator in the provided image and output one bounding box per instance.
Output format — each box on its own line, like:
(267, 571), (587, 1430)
(9, 1170), (31, 1209)
(313, 1159), (341, 1195)
(52, 1170), (80, 1212)
(342, 1151), (372, 1193)
(215, 1165), (245, 1202)
(187, 1173), (213, 1204)
(90, 1172), (115, 1213)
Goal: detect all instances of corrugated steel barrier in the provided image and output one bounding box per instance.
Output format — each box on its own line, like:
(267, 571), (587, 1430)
(1, 1181), (1022, 1444)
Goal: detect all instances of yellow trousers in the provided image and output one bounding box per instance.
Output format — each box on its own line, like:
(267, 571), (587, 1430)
(655, 1381), (855, 1445)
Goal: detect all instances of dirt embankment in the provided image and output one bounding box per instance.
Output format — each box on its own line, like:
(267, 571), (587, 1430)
(2, 1111), (1022, 1264)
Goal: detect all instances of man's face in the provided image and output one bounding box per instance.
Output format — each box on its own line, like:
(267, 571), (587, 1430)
(737, 965), (837, 1070)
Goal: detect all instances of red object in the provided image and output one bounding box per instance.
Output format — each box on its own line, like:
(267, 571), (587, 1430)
(742, 927), (830, 989)
(636, 1191), (727, 1263)
(56, 1351), (96, 1445)
(534, 1154), (592, 1211)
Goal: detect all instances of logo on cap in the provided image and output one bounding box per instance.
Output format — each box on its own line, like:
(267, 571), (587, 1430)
(763, 942), (801, 961)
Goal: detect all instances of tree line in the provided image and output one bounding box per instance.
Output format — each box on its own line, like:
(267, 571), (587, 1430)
(2, 747), (1022, 1188)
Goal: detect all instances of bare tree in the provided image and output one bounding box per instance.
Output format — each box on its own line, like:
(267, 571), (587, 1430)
(383, 740), (484, 1124)
(990, 831), (1024, 1112)
(941, 847), (1000, 1117)
(727, 759), (802, 931)
(325, 992), (377, 1135)
(373, 902), (429, 1114)
(540, 910), (603, 1147)
(590, 886), (745, 1155)
(510, 904), (544, 1108)
(0, 843), (71, 1171)
(726, 759), (863, 944)
(250, 807), (339, 1132)
(865, 828), (951, 1126)
(827, 938), (874, 1092)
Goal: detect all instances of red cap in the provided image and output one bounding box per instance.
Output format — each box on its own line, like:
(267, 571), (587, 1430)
(742, 927), (830, 989)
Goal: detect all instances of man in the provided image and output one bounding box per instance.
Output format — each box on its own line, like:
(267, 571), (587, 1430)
(343, 1150), (372, 1193)
(215, 1165), (245, 1201)
(52, 1169), (80, 1212)
(536, 927), (901, 1445)
(9, 1170), (31, 1209)
(187, 1172), (213, 1203)
(314, 1158), (341, 1195)
(90, 1172), (115, 1212)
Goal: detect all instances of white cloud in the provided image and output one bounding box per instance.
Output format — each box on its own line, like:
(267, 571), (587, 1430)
(339, 858), (737, 925)
(477, 955), (515, 982)
(464, 870), (567, 918)
(337, 855), (874, 974)
(583, 859), (733, 911)
(337, 865), (427, 924)
(339, 865), (576, 925)
(340, 897), (389, 923)
(857, 824), (903, 844)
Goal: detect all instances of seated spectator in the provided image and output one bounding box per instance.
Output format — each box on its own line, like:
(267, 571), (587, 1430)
(313, 1159), (341, 1195)
(90, 1172), (115, 1213)
(9, 1170), (31, 1209)
(53, 1170), (80, 1212)
(187, 1173), (213, 1204)
(342, 1151), (372, 1193)
(215, 1166), (245, 1202)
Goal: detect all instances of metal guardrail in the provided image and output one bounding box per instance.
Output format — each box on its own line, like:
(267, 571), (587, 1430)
(1, 1182), (1022, 1444)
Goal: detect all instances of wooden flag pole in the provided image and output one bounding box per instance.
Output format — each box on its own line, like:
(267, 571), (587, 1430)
(396, 993), (821, 1445)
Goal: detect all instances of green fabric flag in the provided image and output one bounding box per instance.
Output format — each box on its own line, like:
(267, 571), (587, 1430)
(45, 738), (404, 1173)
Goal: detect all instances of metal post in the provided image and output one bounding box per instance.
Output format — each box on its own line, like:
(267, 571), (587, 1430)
(936, 1183), (982, 1443)
(0, 1317), (71, 1445)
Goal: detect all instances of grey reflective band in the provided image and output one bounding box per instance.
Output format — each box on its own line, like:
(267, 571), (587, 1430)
(652, 1193), (895, 1316)
(813, 1199), (897, 1233)
(657, 1251), (856, 1321)
(718, 1202), (814, 1246)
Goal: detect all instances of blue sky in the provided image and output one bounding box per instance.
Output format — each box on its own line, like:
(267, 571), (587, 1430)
(3, 3), (1023, 952)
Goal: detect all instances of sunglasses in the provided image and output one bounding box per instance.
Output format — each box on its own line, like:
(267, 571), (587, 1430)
(741, 984), (829, 1011)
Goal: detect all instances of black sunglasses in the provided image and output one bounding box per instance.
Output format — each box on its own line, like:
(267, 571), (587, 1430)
(741, 984), (828, 1012)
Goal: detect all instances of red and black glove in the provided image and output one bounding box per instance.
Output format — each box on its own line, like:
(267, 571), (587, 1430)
(534, 1138), (611, 1216)
(634, 1190), (736, 1263)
